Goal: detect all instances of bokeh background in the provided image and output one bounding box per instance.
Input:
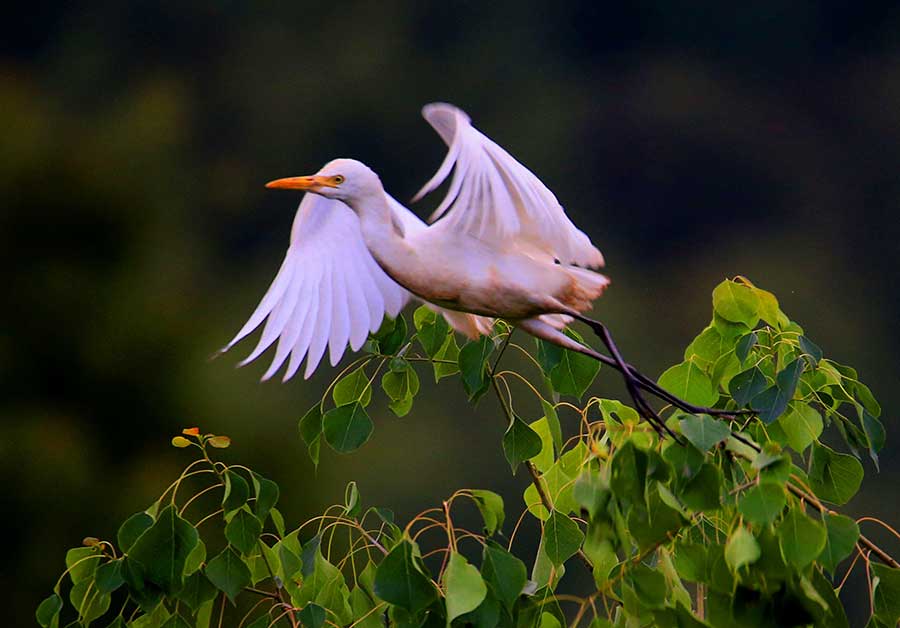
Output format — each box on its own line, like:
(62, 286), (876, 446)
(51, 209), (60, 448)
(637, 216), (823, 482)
(3, 2), (900, 624)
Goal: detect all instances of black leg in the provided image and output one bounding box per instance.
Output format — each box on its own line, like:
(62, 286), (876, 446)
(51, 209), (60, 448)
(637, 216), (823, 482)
(629, 369), (743, 417)
(573, 316), (682, 442)
(570, 314), (749, 417)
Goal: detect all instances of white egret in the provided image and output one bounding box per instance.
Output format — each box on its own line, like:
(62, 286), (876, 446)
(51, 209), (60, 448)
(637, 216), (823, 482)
(223, 103), (730, 437)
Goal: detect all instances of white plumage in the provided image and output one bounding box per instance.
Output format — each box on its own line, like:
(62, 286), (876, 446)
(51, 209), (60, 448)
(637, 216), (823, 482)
(223, 103), (606, 380)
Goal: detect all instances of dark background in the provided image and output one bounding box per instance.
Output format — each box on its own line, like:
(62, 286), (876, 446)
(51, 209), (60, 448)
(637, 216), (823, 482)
(3, 2), (899, 625)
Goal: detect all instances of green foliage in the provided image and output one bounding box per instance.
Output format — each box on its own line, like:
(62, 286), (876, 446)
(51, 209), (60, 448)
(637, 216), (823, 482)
(536, 329), (600, 399)
(41, 280), (896, 628)
(444, 552), (487, 624)
(502, 414), (542, 474)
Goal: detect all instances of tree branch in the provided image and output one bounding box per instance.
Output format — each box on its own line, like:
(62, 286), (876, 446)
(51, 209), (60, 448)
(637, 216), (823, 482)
(489, 331), (595, 572)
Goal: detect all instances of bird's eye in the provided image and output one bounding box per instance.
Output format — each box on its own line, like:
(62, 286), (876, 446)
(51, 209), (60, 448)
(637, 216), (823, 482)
(333, 175), (345, 185)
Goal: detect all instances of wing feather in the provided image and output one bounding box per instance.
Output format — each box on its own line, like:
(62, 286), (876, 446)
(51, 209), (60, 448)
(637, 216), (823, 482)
(260, 270), (311, 380)
(344, 256), (371, 350)
(283, 274), (320, 381)
(328, 259), (351, 366)
(225, 181), (499, 381)
(303, 253), (333, 379)
(414, 103), (604, 268)
(223, 194), (411, 380)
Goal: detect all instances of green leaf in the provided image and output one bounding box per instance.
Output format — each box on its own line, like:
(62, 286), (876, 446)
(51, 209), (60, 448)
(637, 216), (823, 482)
(127, 601), (169, 627)
(671, 542), (707, 583)
(222, 470), (250, 513)
(176, 571), (217, 611)
(778, 402), (822, 453)
(527, 417), (555, 473)
(536, 338), (563, 374)
(735, 332), (757, 363)
(431, 333), (461, 382)
(65, 546), (101, 583)
(118, 512), (154, 553)
(413, 305), (451, 357)
(809, 443), (864, 505)
(680, 463), (722, 512)
(753, 359), (804, 424)
(853, 380), (881, 418)
(121, 557), (164, 613)
(469, 490), (505, 536)
(294, 536), (352, 624)
(725, 527), (760, 571)
(737, 483), (786, 526)
(35, 593), (62, 628)
(252, 473), (280, 522)
(712, 280), (760, 326)
(627, 486), (686, 550)
(729, 366), (769, 407)
(444, 552), (487, 626)
(623, 563), (667, 611)
(798, 336), (823, 365)
(225, 509), (262, 555)
(160, 615), (192, 628)
(573, 470), (610, 521)
(538, 612), (562, 628)
(350, 586), (382, 628)
(541, 400), (564, 453)
(343, 481), (361, 519)
(323, 402), (374, 453)
(713, 313), (751, 339)
(679, 414), (730, 452)
(298, 403), (323, 467)
(523, 444), (584, 520)
(502, 414), (542, 474)
(459, 336), (495, 401)
(481, 542), (527, 611)
(381, 361), (420, 417)
(373, 539), (437, 614)
(778, 508), (827, 568)
(752, 285), (783, 326)
(333, 366), (373, 407)
(377, 314), (407, 355)
(207, 435), (231, 448)
(542, 510), (585, 566)
(183, 539), (206, 576)
(531, 536), (565, 590)
(546, 329), (599, 399)
(685, 325), (728, 371)
(872, 563), (900, 625)
(862, 409), (886, 470)
(819, 513), (860, 575)
(610, 441), (646, 503)
(128, 505), (199, 595)
(299, 603), (326, 628)
(658, 361), (717, 407)
(69, 578), (111, 624)
(457, 588), (500, 628)
(205, 546), (252, 602)
(95, 558), (125, 594)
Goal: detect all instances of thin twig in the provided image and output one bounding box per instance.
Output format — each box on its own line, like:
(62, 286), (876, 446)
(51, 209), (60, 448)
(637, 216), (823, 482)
(488, 331), (595, 572)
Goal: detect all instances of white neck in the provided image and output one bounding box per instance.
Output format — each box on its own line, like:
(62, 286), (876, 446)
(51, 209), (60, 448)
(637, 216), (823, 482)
(346, 191), (414, 279)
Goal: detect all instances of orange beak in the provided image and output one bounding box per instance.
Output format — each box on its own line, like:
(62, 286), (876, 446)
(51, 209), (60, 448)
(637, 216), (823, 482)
(265, 175), (338, 191)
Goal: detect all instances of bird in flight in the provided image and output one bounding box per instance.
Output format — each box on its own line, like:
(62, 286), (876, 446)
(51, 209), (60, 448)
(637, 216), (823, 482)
(223, 103), (729, 438)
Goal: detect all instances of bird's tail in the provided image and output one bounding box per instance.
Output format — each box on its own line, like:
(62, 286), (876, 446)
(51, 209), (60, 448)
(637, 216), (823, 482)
(562, 267), (610, 312)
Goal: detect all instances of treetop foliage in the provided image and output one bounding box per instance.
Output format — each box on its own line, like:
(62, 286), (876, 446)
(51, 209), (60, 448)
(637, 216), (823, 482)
(40, 278), (899, 628)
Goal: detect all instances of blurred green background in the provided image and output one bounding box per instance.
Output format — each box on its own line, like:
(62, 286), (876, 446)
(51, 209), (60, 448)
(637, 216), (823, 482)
(3, 2), (900, 625)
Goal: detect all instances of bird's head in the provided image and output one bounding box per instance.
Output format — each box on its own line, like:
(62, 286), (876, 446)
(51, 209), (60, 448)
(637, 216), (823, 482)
(265, 158), (382, 207)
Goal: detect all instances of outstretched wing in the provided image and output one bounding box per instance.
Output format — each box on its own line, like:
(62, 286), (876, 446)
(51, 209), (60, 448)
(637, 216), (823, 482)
(223, 193), (410, 380)
(413, 103), (604, 268)
(223, 192), (494, 380)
